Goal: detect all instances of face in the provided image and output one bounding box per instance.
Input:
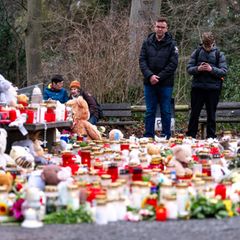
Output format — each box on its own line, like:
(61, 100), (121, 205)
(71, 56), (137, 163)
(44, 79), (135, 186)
(203, 43), (214, 52)
(70, 87), (80, 97)
(52, 81), (63, 90)
(154, 21), (168, 40)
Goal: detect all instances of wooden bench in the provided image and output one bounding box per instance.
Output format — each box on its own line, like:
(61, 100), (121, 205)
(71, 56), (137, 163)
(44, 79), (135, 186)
(96, 103), (137, 126)
(199, 102), (240, 138)
(1, 121), (72, 153)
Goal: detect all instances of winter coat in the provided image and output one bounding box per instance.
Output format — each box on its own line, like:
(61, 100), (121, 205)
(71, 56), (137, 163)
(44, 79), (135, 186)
(43, 84), (69, 104)
(139, 32), (178, 86)
(187, 46), (228, 90)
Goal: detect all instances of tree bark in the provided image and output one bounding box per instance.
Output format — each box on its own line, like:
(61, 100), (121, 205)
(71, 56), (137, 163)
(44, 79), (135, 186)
(128, 0), (162, 84)
(25, 0), (42, 85)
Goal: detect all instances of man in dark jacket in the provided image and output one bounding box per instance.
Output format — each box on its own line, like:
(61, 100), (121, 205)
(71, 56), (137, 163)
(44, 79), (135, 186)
(69, 80), (99, 125)
(139, 17), (178, 139)
(186, 32), (228, 139)
(43, 74), (68, 104)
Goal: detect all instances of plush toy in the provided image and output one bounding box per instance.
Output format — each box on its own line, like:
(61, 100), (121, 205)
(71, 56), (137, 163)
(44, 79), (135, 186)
(168, 144), (193, 177)
(66, 96), (101, 140)
(0, 74), (18, 106)
(41, 165), (72, 185)
(9, 145), (35, 170)
(146, 143), (160, 155)
(108, 129), (124, 141)
(17, 94), (29, 108)
(12, 139), (48, 165)
(0, 128), (15, 170)
(0, 172), (13, 192)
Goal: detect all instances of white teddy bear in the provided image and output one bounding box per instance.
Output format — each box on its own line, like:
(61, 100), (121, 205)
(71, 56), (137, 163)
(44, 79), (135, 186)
(0, 74), (18, 106)
(0, 128), (15, 170)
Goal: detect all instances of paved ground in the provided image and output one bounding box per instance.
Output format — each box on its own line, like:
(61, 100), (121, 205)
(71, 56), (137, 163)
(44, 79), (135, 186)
(1, 216), (240, 240)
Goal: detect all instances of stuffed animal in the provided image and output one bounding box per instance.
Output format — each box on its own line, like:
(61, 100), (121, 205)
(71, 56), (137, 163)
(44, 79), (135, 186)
(17, 94), (29, 108)
(41, 165), (72, 185)
(66, 96), (101, 140)
(0, 74), (18, 106)
(146, 143), (160, 155)
(108, 129), (124, 141)
(0, 172), (13, 192)
(9, 145), (35, 170)
(12, 139), (48, 165)
(168, 144), (193, 177)
(0, 128), (15, 170)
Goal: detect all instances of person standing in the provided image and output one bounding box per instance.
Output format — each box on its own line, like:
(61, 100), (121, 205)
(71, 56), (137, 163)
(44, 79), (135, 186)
(43, 74), (68, 104)
(139, 17), (178, 139)
(186, 32), (228, 139)
(69, 80), (100, 125)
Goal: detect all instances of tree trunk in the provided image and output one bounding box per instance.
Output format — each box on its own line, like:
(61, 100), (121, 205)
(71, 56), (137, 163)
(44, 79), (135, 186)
(110, 0), (119, 17)
(25, 0), (42, 86)
(128, 0), (162, 84)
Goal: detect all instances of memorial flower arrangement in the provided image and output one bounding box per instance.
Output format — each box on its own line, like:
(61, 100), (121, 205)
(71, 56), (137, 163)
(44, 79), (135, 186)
(190, 195), (238, 219)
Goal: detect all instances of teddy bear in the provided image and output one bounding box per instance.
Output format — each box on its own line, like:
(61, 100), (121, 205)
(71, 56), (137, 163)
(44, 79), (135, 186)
(12, 139), (48, 165)
(0, 128), (15, 170)
(17, 94), (29, 108)
(167, 144), (193, 177)
(0, 74), (18, 106)
(9, 145), (35, 170)
(146, 143), (160, 155)
(0, 172), (13, 192)
(41, 165), (72, 185)
(66, 96), (101, 140)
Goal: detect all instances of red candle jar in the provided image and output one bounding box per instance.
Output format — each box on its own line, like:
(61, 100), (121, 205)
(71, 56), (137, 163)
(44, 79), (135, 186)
(120, 143), (130, 151)
(215, 184), (226, 200)
(80, 150), (91, 168)
(156, 205), (167, 221)
(202, 163), (211, 176)
(132, 167), (143, 181)
(107, 162), (118, 182)
(26, 109), (34, 124)
(9, 109), (17, 122)
(62, 152), (75, 166)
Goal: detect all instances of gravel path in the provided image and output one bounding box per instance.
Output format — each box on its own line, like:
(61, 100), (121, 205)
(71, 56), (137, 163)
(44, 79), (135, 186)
(1, 217), (240, 240)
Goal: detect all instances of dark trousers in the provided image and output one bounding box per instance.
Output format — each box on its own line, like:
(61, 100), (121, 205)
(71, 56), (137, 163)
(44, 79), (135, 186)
(186, 88), (221, 139)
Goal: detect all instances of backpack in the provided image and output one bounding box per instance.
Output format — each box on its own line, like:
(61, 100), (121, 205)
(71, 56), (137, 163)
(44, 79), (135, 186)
(93, 96), (103, 119)
(194, 46), (224, 87)
(194, 46), (220, 67)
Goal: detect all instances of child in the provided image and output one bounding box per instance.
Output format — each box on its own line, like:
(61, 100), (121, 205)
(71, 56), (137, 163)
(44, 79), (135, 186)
(69, 80), (100, 125)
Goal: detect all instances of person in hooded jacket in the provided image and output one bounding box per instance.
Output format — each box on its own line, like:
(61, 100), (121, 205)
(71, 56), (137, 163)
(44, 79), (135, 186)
(139, 17), (178, 139)
(186, 32), (228, 139)
(43, 74), (68, 104)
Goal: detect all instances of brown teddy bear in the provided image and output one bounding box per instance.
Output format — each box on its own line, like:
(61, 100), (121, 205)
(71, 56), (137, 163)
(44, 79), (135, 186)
(167, 144), (193, 177)
(66, 96), (101, 140)
(41, 165), (72, 185)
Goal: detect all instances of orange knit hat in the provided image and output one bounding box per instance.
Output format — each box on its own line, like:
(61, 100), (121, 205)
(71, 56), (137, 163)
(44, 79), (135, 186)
(70, 80), (80, 89)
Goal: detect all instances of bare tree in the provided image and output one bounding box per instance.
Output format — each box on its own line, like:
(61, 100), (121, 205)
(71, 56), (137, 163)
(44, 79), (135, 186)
(25, 0), (42, 85)
(128, 0), (162, 85)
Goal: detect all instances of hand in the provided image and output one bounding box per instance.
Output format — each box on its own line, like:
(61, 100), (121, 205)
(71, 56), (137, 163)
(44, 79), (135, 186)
(150, 75), (159, 85)
(198, 62), (212, 72)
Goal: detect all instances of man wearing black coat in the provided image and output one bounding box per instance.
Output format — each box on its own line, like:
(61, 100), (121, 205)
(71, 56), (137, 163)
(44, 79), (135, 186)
(186, 32), (228, 139)
(139, 17), (178, 139)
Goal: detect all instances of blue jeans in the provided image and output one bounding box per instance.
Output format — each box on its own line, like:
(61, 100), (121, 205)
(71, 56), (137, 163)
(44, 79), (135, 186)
(144, 85), (173, 139)
(89, 115), (98, 125)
